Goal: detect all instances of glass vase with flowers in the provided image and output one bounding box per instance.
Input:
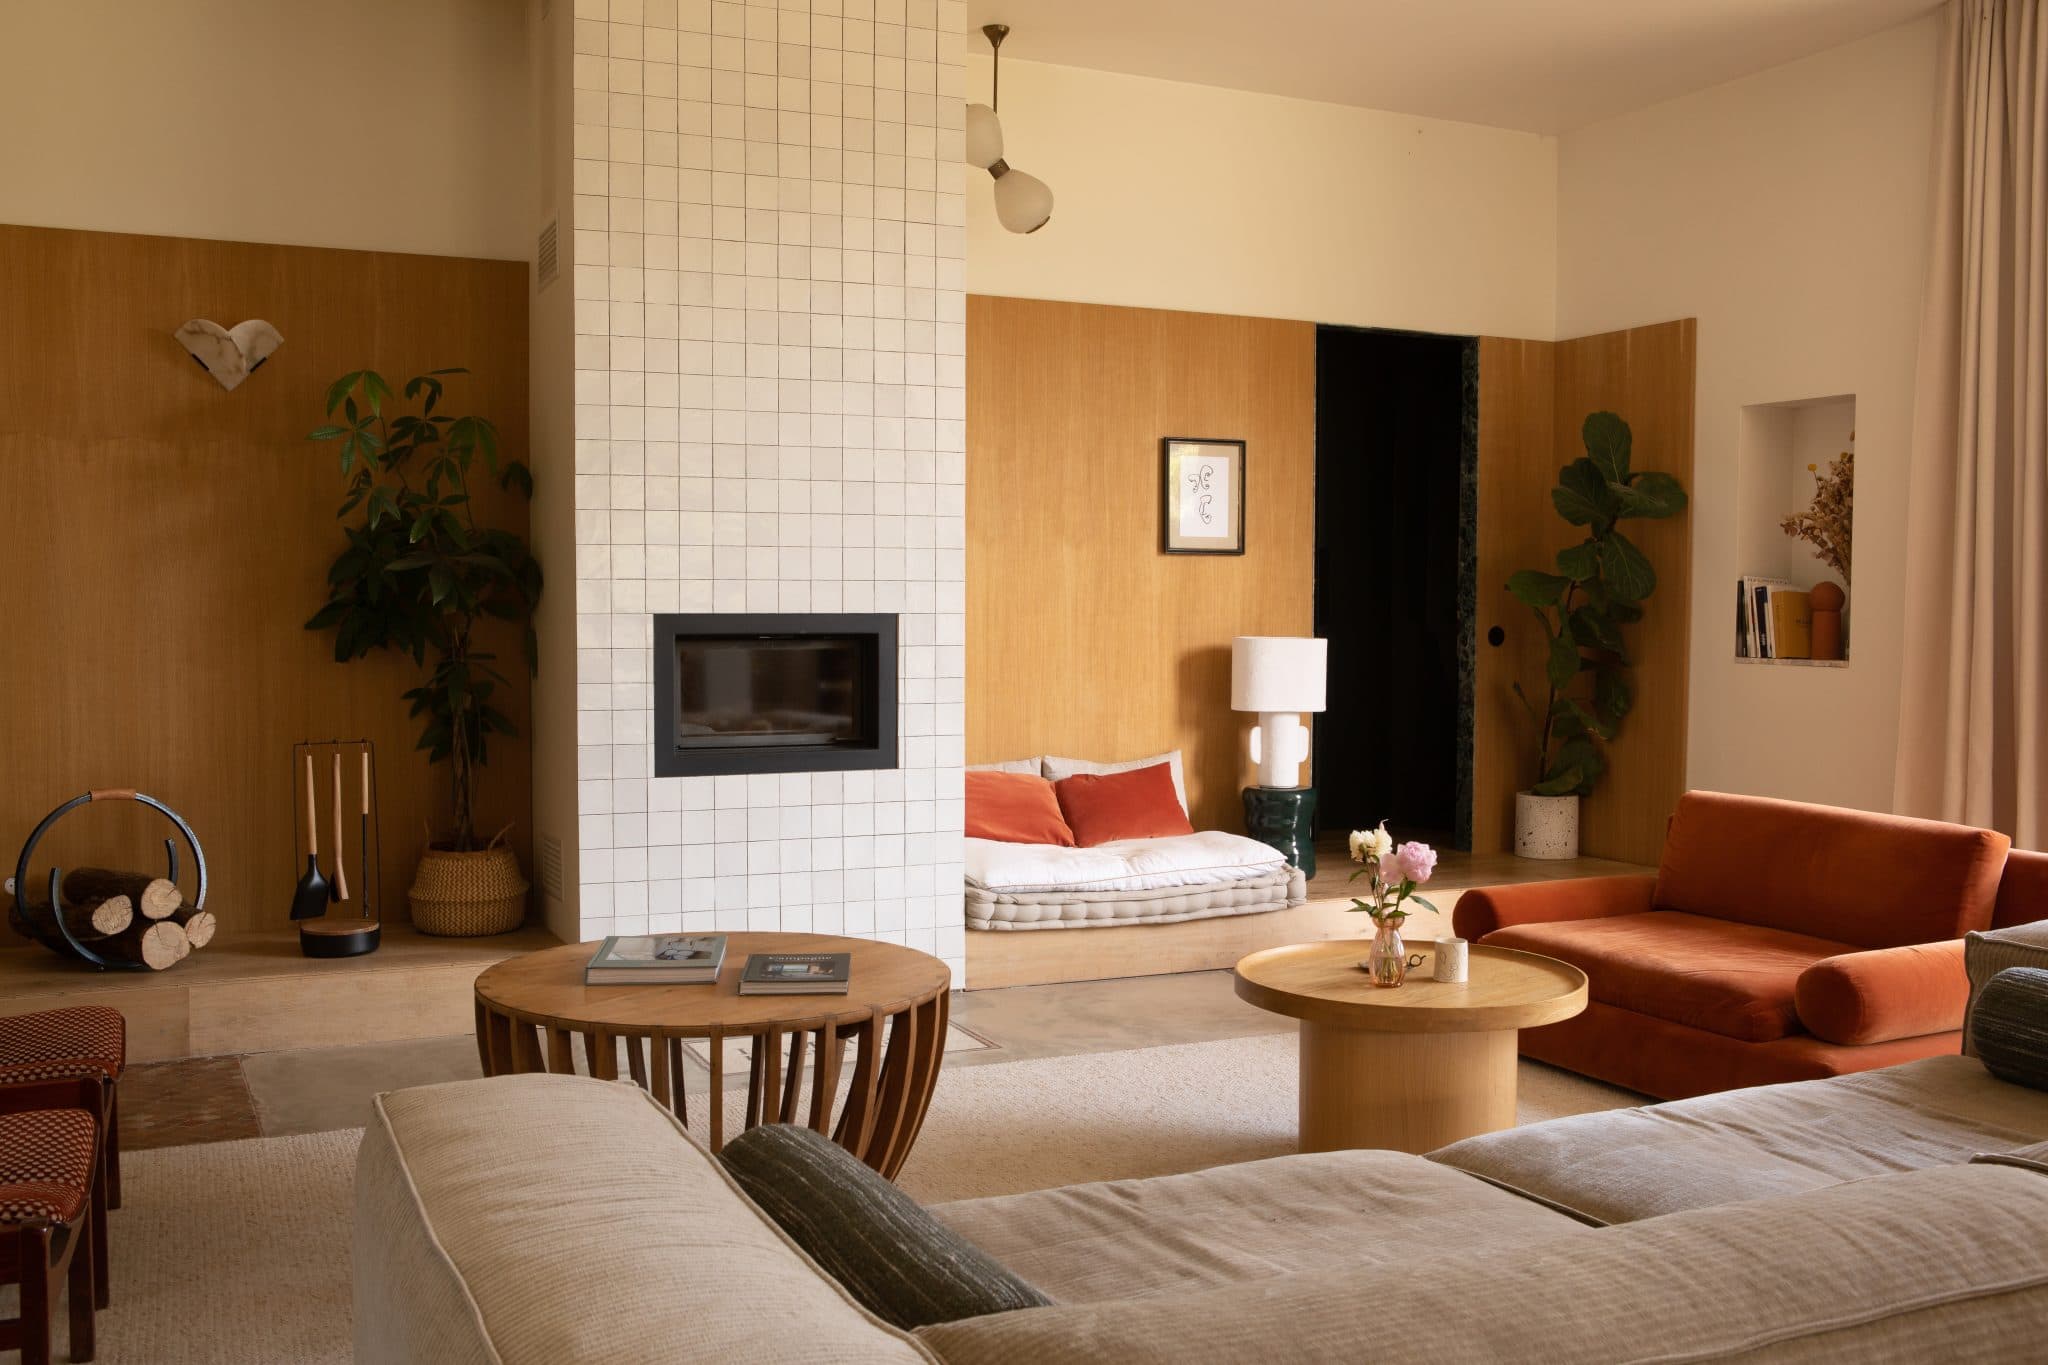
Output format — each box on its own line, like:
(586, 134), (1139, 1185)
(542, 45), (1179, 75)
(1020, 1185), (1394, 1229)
(1347, 824), (1440, 987)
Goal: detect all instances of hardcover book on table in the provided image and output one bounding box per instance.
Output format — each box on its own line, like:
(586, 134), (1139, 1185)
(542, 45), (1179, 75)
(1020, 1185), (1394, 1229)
(738, 952), (853, 995)
(584, 934), (727, 985)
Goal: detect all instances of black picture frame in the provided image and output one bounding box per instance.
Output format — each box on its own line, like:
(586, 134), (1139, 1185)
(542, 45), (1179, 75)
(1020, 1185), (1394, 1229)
(1160, 438), (1247, 555)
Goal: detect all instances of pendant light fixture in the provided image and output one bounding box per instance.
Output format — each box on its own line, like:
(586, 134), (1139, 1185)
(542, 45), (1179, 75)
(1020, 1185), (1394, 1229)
(966, 24), (1053, 234)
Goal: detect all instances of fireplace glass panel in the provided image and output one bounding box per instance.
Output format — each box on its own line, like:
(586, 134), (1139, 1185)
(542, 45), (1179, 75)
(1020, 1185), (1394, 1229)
(675, 637), (865, 749)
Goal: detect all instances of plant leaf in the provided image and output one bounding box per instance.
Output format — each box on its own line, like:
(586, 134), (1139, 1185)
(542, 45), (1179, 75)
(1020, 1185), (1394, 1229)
(1613, 469), (1688, 520)
(1552, 458), (1611, 527)
(1555, 540), (1599, 581)
(1546, 632), (1581, 690)
(1562, 695), (1615, 740)
(1531, 766), (1584, 798)
(1598, 530), (1657, 601)
(1569, 605), (1626, 657)
(1583, 411), (1632, 482)
(1508, 570), (1571, 608)
(1594, 666), (1632, 723)
(324, 371), (361, 416)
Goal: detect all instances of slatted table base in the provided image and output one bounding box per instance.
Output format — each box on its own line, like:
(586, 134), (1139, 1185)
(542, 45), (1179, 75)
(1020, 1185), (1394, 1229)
(473, 991), (949, 1180)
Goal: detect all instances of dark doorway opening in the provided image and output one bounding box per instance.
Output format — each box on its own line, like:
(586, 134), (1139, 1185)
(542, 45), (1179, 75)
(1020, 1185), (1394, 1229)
(1313, 327), (1476, 849)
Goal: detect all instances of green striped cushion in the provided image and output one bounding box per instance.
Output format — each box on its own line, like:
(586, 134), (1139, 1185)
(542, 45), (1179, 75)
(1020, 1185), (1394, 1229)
(720, 1125), (1050, 1330)
(1972, 967), (2048, 1092)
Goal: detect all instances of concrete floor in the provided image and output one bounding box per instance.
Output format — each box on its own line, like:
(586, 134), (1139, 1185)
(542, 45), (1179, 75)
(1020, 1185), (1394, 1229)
(126, 969), (1299, 1148)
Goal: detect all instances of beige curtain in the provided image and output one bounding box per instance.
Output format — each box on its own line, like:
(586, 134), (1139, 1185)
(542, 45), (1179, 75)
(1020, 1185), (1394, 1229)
(1897, 0), (2048, 846)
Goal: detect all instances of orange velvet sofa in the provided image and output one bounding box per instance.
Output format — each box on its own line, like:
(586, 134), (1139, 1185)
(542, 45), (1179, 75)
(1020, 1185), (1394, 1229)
(1454, 791), (2046, 1099)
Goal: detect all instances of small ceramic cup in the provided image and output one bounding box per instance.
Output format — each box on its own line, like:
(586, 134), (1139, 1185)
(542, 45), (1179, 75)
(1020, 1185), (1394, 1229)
(1433, 936), (1470, 983)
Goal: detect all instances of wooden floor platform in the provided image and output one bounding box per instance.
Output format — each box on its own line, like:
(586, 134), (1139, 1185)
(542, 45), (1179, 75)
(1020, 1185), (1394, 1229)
(0, 920), (561, 1061)
(964, 837), (1646, 990)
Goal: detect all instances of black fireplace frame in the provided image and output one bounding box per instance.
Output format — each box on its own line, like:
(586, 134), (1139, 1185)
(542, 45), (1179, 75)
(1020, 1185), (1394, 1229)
(652, 613), (898, 778)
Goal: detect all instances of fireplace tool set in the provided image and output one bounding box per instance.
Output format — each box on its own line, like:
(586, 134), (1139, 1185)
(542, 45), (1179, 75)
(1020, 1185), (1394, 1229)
(291, 739), (383, 958)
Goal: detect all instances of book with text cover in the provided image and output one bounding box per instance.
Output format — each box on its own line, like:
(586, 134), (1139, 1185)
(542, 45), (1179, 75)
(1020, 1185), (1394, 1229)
(738, 952), (852, 995)
(1743, 576), (1799, 659)
(585, 934), (727, 985)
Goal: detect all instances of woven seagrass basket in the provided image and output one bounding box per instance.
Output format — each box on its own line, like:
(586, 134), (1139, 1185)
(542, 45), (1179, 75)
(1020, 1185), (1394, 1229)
(408, 829), (528, 937)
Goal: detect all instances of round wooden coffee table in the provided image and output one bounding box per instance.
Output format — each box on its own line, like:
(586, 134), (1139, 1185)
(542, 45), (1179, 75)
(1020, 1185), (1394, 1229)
(473, 932), (951, 1178)
(1233, 941), (1587, 1155)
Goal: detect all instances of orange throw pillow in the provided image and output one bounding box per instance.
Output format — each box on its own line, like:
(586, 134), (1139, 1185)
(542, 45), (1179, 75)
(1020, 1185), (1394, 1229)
(1054, 763), (1196, 846)
(965, 771), (1076, 846)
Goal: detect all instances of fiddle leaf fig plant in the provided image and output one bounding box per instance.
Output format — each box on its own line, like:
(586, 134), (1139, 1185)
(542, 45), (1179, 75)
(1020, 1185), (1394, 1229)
(305, 369), (542, 851)
(1507, 411), (1687, 799)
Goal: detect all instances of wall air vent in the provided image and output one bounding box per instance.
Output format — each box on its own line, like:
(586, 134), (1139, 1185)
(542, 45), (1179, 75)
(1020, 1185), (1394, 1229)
(537, 219), (559, 291)
(538, 831), (564, 902)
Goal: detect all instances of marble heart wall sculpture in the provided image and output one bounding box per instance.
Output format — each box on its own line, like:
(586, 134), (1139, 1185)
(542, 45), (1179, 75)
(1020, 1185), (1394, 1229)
(174, 318), (283, 392)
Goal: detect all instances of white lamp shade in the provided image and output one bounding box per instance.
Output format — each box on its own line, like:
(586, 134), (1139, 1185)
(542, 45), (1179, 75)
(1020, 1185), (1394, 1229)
(992, 166), (1054, 233)
(965, 103), (1004, 170)
(1231, 636), (1328, 713)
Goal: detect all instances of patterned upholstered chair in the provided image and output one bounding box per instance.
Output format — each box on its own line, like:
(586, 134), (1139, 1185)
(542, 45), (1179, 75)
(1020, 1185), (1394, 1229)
(0, 1009), (126, 1209)
(0, 1084), (102, 1364)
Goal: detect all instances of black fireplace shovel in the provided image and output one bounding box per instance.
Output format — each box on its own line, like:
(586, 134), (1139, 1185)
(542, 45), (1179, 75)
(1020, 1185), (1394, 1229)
(291, 751), (331, 919)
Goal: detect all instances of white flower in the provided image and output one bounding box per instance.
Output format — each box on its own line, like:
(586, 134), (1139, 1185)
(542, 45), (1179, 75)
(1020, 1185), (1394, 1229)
(1361, 825), (1393, 862)
(1347, 829), (1367, 861)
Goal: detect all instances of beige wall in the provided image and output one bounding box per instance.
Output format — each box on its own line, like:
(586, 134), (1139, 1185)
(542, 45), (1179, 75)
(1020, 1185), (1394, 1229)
(0, 0), (528, 261)
(966, 57), (1558, 340)
(1555, 16), (1939, 813)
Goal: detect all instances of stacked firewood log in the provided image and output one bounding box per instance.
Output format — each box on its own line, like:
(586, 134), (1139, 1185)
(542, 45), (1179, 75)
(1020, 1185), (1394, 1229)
(9, 867), (217, 970)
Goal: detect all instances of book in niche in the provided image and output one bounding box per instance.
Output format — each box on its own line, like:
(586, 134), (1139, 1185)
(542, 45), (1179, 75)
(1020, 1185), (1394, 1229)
(739, 952), (853, 995)
(584, 934), (727, 985)
(1769, 589), (1813, 660)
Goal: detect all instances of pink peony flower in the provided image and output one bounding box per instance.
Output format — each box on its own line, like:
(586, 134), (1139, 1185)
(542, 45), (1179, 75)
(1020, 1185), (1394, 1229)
(1389, 841), (1438, 886)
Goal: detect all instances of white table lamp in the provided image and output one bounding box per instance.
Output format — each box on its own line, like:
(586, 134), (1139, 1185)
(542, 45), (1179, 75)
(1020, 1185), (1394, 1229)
(1232, 636), (1328, 789)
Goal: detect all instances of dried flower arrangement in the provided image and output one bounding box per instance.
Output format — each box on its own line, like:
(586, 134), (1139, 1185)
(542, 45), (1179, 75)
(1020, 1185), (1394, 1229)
(1782, 435), (1853, 584)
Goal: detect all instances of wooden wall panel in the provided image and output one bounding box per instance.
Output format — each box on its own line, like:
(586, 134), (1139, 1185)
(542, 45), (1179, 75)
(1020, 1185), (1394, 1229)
(1553, 320), (1695, 866)
(966, 297), (1316, 832)
(1471, 321), (1695, 866)
(0, 225), (530, 937)
(1473, 337), (1559, 855)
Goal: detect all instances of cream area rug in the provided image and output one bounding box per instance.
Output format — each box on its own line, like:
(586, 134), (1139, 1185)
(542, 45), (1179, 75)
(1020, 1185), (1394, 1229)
(21, 1039), (1636, 1363)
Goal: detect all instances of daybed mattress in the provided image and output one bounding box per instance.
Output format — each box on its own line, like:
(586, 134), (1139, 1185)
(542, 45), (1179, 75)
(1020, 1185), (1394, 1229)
(966, 866), (1308, 931)
(966, 830), (1290, 895)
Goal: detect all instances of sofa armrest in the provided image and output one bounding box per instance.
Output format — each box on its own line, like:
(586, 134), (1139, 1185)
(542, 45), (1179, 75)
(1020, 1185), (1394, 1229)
(1964, 920), (2048, 1054)
(1453, 874), (1656, 940)
(1795, 940), (1969, 1046)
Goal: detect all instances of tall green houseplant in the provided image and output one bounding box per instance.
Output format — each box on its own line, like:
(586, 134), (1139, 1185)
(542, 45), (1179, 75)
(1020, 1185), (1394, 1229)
(1508, 412), (1687, 797)
(307, 369), (541, 852)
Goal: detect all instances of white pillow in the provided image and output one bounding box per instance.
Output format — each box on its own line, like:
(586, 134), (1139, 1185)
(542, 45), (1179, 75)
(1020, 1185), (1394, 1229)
(1041, 750), (1188, 815)
(967, 757), (1043, 775)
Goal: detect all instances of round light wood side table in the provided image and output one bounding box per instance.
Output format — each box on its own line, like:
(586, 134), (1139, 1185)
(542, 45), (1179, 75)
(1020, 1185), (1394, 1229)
(1233, 940), (1587, 1155)
(473, 932), (951, 1179)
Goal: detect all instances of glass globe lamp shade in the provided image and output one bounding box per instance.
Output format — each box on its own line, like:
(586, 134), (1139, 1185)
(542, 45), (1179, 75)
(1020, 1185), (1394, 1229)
(965, 103), (1004, 170)
(992, 167), (1053, 234)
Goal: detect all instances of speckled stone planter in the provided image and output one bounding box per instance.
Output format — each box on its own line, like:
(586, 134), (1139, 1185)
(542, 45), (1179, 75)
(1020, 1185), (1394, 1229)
(1514, 792), (1580, 861)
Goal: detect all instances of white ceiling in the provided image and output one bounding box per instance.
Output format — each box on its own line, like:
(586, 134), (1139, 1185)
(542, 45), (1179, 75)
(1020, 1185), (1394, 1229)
(965, 0), (1941, 134)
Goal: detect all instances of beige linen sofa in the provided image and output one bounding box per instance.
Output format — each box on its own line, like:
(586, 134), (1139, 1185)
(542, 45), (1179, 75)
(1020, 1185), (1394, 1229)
(357, 1045), (2048, 1364)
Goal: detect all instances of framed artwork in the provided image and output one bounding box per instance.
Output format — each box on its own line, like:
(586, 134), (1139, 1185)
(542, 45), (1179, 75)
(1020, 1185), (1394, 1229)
(1161, 438), (1246, 555)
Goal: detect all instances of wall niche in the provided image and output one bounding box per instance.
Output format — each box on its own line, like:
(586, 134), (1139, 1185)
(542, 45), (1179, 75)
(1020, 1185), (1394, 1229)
(1734, 394), (1854, 666)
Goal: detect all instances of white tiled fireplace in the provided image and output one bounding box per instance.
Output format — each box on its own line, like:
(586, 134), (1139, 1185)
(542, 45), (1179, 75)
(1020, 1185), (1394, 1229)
(547, 0), (968, 981)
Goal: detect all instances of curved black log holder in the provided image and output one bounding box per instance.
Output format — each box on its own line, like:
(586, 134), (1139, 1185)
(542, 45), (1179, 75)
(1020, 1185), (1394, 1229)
(5, 789), (209, 971)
